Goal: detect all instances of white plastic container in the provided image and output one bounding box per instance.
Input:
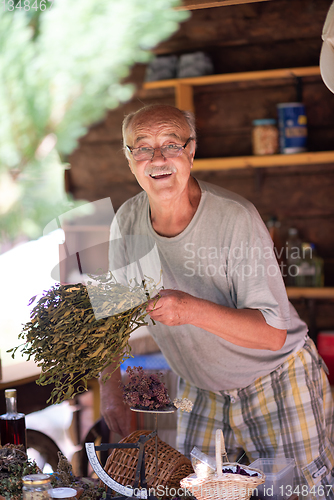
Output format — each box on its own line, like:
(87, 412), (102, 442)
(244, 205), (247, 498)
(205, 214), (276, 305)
(190, 446), (216, 478)
(49, 488), (77, 499)
(250, 458), (295, 499)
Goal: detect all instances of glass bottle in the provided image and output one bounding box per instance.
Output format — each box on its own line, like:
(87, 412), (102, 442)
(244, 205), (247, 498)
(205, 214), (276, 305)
(285, 228), (302, 286)
(22, 474), (51, 500)
(313, 245), (325, 287)
(295, 243), (324, 287)
(0, 388), (27, 450)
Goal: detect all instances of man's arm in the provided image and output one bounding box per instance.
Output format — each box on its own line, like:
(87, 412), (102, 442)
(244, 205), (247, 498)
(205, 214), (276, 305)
(146, 289), (287, 351)
(99, 361), (133, 437)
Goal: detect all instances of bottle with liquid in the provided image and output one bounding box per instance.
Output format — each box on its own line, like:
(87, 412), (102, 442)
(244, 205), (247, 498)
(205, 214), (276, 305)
(0, 388), (27, 450)
(295, 243), (324, 287)
(266, 216), (284, 269)
(285, 228), (302, 286)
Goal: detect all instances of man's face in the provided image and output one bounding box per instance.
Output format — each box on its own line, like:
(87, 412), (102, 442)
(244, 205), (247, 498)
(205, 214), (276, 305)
(125, 108), (195, 201)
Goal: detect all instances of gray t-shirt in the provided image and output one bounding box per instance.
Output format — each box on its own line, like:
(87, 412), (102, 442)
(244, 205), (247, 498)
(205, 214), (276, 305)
(109, 179), (307, 391)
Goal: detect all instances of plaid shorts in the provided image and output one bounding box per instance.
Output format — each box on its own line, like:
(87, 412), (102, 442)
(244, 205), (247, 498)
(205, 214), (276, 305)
(176, 336), (334, 499)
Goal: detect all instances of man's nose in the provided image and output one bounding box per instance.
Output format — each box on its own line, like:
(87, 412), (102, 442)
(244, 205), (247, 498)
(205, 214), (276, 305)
(151, 147), (165, 161)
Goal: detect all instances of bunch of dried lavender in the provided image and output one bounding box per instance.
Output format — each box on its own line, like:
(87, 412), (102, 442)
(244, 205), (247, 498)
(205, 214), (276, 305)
(9, 272), (156, 405)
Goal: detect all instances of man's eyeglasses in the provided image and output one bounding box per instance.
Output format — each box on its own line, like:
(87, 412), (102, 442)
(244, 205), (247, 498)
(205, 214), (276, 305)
(126, 138), (193, 161)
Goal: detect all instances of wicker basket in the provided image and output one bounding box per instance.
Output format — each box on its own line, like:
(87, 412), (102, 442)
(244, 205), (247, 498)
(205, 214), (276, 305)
(103, 430), (194, 497)
(180, 430), (265, 500)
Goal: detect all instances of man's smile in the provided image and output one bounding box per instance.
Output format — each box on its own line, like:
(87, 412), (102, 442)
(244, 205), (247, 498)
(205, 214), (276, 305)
(149, 171), (174, 179)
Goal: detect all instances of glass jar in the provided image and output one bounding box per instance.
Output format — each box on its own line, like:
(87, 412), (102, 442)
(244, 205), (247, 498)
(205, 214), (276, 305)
(252, 119), (279, 155)
(22, 474), (51, 500)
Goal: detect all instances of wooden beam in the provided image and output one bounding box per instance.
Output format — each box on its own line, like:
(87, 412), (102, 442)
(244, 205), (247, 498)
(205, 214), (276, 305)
(176, 0), (272, 10)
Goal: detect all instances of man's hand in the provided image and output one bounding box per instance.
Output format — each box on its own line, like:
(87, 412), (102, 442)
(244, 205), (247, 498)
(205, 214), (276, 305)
(100, 395), (133, 437)
(146, 289), (195, 326)
(99, 363), (134, 438)
(146, 289), (287, 351)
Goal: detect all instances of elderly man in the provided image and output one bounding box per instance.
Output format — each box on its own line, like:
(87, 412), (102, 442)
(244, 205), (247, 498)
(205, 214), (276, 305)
(100, 104), (334, 498)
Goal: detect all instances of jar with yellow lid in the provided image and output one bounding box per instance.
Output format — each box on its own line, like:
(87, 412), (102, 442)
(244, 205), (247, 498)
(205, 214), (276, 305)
(22, 474), (51, 500)
(252, 119), (279, 155)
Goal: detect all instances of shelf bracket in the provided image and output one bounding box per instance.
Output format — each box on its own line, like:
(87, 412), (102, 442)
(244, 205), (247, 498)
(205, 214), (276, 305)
(175, 83), (194, 113)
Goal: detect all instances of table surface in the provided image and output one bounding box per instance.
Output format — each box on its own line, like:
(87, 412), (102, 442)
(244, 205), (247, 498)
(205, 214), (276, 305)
(0, 359), (40, 390)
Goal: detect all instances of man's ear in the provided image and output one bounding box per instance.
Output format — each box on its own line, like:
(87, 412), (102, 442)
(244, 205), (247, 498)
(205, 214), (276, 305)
(125, 151), (134, 174)
(189, 141), (196, 166)
(127, 159), (134, 174)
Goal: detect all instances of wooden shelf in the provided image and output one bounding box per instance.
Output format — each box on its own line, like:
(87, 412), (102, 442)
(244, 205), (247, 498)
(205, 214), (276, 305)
(177, 0), (272, 10)
(192, 151), (334, 171)
(143, 66), (334, 171)
(143, 66), (321, 112)
(286, 288), (334, 300)
(144, 66), (320, 90)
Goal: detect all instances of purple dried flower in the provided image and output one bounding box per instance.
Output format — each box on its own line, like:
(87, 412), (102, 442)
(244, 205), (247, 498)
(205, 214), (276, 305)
(122, 366), (171, 410)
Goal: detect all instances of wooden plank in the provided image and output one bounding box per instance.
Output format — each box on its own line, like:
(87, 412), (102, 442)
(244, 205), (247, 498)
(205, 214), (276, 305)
(177, 0), (272, 9)
(192, 152), (334, 171)
(143, 66), (321, 90)
(154, 1), (331, 57)
(286, 287), (334, 299)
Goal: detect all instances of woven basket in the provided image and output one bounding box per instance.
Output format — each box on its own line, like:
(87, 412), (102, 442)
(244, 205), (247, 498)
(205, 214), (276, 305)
(103, 430), (194, 497)
(180, 430), (265, 500)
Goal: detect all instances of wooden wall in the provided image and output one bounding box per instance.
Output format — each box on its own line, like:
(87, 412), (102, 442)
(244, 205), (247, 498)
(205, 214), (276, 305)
(67, 0), (334, 334)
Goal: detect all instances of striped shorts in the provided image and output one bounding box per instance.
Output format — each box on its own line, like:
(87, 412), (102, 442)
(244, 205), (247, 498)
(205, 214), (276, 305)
(176, 336), (334, 499)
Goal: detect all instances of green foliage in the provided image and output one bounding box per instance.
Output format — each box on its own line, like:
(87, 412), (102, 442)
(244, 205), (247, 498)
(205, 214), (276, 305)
(0, 0), (189, 242)
(9, 273), (155, 404)
(0, 445), (40, 500)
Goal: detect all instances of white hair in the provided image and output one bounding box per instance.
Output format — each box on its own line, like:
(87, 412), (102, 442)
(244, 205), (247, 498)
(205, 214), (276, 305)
(122, 104), (197, 158)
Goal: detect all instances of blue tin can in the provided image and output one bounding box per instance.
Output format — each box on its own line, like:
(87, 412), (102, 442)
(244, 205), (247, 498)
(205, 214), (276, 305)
(277, 103), (307, 154)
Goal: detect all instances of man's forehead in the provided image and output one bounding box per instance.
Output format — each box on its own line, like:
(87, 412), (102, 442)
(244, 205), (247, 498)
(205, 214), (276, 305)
(128, 109), (190, 143)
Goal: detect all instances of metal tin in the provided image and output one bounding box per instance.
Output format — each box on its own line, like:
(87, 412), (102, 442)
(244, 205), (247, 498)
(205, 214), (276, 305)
(277, 102), (307, 154)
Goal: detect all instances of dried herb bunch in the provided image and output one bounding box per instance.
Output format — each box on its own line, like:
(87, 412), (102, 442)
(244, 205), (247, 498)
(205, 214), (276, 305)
(0, 444), (40, 500)
(51, 451), (106, 499)
(10, 273), (154, 404)
(122, 366), (172, 410)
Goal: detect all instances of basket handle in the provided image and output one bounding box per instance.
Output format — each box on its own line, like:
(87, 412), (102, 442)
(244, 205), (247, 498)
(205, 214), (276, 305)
(215, 429), (229, 477)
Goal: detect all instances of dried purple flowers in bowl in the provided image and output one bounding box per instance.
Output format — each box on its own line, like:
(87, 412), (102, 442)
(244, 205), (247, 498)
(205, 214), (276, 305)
(122, 366), (173, 411)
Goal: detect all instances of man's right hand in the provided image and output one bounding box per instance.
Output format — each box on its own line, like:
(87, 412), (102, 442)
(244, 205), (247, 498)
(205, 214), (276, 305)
(100, 395), (133, 437)
(99, 363), (134, 438)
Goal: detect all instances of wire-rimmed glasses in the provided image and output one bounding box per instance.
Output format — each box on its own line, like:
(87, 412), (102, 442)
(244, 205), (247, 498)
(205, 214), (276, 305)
(126, 138), (193, 161)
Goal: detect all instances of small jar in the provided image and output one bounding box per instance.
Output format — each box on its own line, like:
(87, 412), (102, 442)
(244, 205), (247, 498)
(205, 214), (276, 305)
(252, 119), (279, 155)
(22, 474), (51, 500)
(49, 487), (78, 499)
